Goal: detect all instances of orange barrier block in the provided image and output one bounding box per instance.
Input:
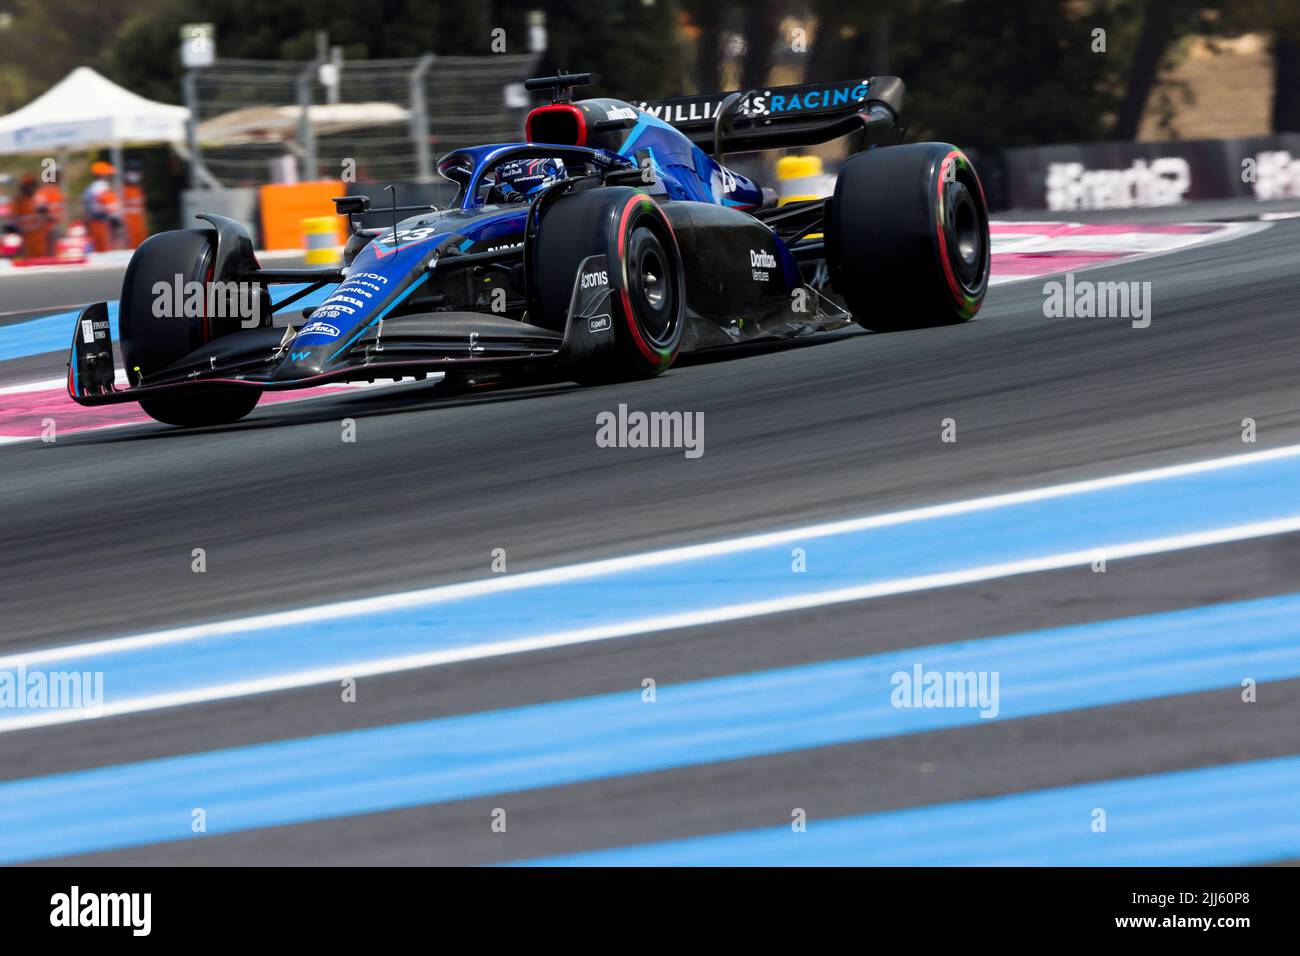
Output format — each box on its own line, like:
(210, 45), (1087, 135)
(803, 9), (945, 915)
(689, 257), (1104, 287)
(259, 181), (347, 251)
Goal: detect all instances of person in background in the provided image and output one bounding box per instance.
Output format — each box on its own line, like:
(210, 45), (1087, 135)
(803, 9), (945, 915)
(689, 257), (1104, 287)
(0, 175), (21, 259)
(83, 161), (123, 252)
(122, 162), (147, 249)
(13, 174), (55, 259)
(33, 175), (64, 247)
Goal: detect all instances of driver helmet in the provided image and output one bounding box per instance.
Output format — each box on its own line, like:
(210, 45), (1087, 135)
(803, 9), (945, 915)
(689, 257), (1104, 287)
(493, 157), (565, 202)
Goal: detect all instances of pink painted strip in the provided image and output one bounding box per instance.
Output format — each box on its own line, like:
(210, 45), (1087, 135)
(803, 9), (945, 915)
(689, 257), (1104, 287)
(0, 385), (356, 440)
(990, 251), (1129, 277)
(989, 222), (1221, 237)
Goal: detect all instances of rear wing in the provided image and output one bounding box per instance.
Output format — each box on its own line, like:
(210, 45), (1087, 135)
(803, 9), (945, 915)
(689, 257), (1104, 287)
(635, 76), (905, 155)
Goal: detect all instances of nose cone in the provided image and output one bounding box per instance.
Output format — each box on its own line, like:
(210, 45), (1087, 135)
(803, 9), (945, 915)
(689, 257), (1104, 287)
(274, 313), (353, 379)
(271, 343), (329, 379)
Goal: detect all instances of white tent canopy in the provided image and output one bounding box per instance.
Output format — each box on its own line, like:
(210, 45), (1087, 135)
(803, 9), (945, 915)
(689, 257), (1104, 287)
(197, 102), (410, 146)
(0, 66), (189, 155)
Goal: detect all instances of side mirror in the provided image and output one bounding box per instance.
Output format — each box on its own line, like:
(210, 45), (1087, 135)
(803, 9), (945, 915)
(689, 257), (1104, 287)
(333, 195), (370, 215)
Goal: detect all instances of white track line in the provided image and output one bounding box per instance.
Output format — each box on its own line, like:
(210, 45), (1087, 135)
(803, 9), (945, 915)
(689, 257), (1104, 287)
(4, 512), (1300, 733)
(8, 441), (1300, 671)
(0, 376), (90, 395)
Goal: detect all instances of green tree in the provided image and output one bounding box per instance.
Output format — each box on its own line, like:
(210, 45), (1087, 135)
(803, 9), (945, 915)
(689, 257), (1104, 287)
(539, 0), (685, 100)
(1207, 0), (1300, 133)
(1109, 0), (1200, 140)
(810, 0), (1125, 152)
(680, 0), (730, 93)
(0, 0), (167, 111)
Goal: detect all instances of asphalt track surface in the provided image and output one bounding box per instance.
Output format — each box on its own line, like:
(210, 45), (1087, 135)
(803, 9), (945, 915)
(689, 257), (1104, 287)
(0, 263), (124, 319)
(0, 203), (1298, 865)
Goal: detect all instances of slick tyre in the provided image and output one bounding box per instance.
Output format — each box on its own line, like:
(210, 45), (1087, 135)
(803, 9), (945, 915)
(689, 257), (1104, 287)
(827, 143), (990, 332)
(533, 187), (685, 384)
(139, 388), (262, 428)
(119, 228), (262, 426)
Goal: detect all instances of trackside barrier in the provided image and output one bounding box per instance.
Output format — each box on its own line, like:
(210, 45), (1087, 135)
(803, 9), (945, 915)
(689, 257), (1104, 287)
(181, 187), (260, 246)
(303, 216), (341, 265)
(56, 236), (87, 263)
(776, 155), (835, 205)
(1003, 133), (1300, 211)
(259, 181), (346, 251)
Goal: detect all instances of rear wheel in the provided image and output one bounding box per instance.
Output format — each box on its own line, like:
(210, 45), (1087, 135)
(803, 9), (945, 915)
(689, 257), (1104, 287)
(119, 228), (262, 426)
(827, 143), (989, 332)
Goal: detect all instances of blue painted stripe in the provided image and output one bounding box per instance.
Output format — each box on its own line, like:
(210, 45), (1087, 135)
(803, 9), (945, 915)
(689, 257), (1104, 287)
(0, 285), (335, 364)
(8, 449), (1300, 714)
(0, 302), (120, 364)
(1, 592), (1298, 863)
(525, 754), (1300, 866)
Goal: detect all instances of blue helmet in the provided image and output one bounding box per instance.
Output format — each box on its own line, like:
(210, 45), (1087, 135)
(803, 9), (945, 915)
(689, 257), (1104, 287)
(493, 157), (565, 202)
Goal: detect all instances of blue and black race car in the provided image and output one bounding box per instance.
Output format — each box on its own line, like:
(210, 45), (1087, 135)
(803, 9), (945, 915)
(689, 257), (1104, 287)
(68, 73), (990, 426)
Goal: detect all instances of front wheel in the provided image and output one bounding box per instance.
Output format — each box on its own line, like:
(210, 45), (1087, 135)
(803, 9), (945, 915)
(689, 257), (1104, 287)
(119, 226), (264, 427)
(827, 143), (990, 332)
(139, 388), (261, 428)
(532, 187), (685, 384)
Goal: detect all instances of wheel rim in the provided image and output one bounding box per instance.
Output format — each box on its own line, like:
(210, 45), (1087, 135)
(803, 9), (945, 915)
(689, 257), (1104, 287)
(641, 250), (667, 310)
(945, 180), (984, 291)
(627, 226), (677, 345)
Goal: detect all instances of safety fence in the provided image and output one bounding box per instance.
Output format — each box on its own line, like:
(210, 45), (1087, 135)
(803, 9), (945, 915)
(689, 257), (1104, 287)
(186, 53), (540, 189)
(180, 51), (1300, 256)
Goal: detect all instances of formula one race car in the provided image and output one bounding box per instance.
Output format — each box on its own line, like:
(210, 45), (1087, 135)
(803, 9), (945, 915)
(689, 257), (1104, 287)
(68, 73), (990, 426)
